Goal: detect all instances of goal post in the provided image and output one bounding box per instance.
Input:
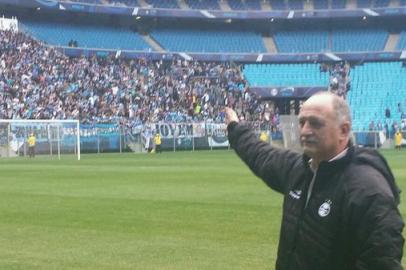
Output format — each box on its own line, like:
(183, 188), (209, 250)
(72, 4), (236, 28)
(0, 119), (80, 160)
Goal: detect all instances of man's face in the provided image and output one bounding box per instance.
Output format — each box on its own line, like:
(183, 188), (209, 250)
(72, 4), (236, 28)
(298, 100), (341, 162)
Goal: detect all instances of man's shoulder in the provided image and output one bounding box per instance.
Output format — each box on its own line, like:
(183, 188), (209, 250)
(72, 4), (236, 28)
(343, 147), (397, 201)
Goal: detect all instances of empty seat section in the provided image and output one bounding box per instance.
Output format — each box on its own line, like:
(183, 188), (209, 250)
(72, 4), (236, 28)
(288, 0), (304, 9)
(331, 0), (346, 9)
(313, 0), (329, 9)
(348, 62), (406, 130)
(23, 21), (152, 51)
(332, 29), (388, 52)
(185, 0), (220, 10)
(102, 0), (140, 7)
(69, 0), (103, 4)
(269, 0), (287, 10)
(228, 0), (262, 10)
(245, 0), (262, 10)
(374, 0), (390, 7)
(243, 63), (329, 87)
(273, 31), (329, 53)
(145, 0), (179, 8)
(150, 29), (266, 53)
(396, 31), (406, 50)
(228, 0), (246, 10)
(357, 0), (372, 8)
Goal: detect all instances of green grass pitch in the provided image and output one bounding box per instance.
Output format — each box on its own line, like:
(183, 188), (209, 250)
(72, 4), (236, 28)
(0, 149), (405, 269)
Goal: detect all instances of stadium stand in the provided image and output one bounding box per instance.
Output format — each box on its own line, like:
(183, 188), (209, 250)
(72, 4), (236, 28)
(184, 0), (220, 10)
(243, 63), (329, 87)
(22, 21), (151, 51)
(150, 29), (266, 53)
(331, 29), (388, 52)
(58, 0), (406, 9)
(20, 21), (391, 54)
(145, 0), (179, 9)
(0, 29), (281, 128)
(396, 31), (406, 50)
(348, 62), (406, 131)
(110, 0), (140, 6)
(228, 0), (262, 10)
(287, 0), (304, 10)
(69, 0), (103, 4)
(374, 0), (390, 7)
(357, 0), (373, 8)
(244, 0), (263, 10)
(269, 0), (287, 10)
(273, 30), (329, 53)
(313, 0), (329, 9)
(2, 1), (406, 142)
(331, 0), (347, 9)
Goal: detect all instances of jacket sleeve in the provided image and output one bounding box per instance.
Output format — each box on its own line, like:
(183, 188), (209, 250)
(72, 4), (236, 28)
(347, 169), (404, 270)
(227, 122), (302, 194)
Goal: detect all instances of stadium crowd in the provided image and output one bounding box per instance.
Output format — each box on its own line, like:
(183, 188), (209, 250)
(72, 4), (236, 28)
(0, 29), (281, 131)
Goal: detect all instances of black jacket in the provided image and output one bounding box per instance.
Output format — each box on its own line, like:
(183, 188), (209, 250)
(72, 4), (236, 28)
(228, 122), (404, 270)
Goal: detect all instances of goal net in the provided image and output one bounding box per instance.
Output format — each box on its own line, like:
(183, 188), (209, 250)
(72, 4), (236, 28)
(0, 120), (80, 160)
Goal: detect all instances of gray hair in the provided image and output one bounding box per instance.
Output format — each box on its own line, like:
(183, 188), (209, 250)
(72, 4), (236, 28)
(312, 91), (352, 126)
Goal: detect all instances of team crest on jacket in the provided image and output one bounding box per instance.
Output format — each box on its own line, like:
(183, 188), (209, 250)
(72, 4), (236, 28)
(318, 200), (332, 217)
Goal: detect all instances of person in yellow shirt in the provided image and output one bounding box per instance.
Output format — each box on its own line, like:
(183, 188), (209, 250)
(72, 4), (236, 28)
(154, 133), (162, 154)
(394, 130), (403, 150)
(27, 132), (36, 158)
(259, 131), (269, 143)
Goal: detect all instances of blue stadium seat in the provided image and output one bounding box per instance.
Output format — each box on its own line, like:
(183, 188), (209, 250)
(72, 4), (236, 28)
(145, 0), (179, 9)
(103, 0), (140, 7)
(243, 63), (329, 87)
(269, 0), (287, 10)
(332, 29), (388, 52)
(273, 31), (329, 53)
(331, 0), (346, 9)
(357, 0), (372, 8)
(185, 0), (220, 10)
(396, 31), (406, 50)
(288, 0), (304, 10)
(23, 21), (152, 51)
(348, 62), (406, 130)
(245, 0), (262, 10)
(228, 0), (246, 10)
(228, 0), (262, 10)
(69, 0), (103, 4)
(313, 0), (329, 9)
(374, 0), (390, 7)
(150, 29), (266, 53)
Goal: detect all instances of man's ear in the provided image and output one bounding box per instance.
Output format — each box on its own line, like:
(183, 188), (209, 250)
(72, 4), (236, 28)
(340, 121), (351, 138)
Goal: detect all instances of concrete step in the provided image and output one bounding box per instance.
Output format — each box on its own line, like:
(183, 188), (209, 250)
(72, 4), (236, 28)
(384, 33), (400, 51)
(142, 34), (165, 52)
(263, 35), (278, 53)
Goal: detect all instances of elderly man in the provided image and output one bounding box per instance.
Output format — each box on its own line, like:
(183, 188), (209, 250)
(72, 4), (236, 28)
(225, 92), (404, 270)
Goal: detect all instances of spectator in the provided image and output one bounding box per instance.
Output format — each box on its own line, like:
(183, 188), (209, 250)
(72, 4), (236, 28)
(0, 29), (280, 134)
(385, 107), (391, 118)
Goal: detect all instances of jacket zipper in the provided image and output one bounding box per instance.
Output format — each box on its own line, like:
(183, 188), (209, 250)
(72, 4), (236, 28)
(285, 171), (314, 270)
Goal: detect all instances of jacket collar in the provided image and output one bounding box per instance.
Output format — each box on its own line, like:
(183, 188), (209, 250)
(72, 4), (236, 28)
(302, 142), (354, 174)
